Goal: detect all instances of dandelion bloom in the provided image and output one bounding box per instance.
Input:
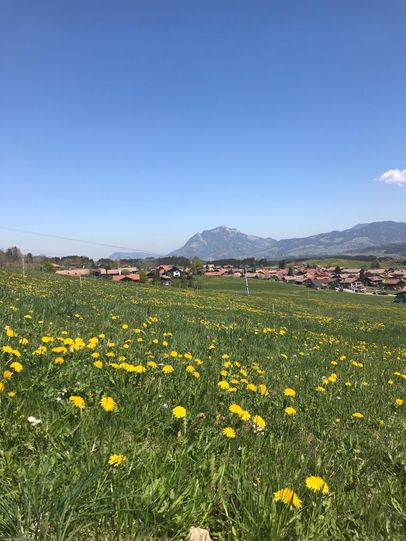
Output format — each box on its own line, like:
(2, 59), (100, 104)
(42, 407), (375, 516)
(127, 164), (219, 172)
(352, 412), (364, 419)
(93, 360), (103, 369)
(305, 476), (329, 494)
(69, 395), (85, 409)
(172, 406), (186, 419)
(162, 364), (174, 374)
(101, 396), (117, 412)
(229, 403), (243, 415)
(218, 380), (230, 390)
(285, 406), (297, 415)
(273, 487), (302, 510)
(223, 426), (236, 438)
(253, 415), (266, 429)
(395, 398), (404, 406)
(239, 409), (251, 421)
(108, 454), (126, 467)
(10, 362), (23, 373)
(284, 388), (296, 397)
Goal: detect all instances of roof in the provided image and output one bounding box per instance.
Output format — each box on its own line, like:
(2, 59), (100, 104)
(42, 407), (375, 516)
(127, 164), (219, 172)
(365, 269), (385, 275)
(340, 278), (357, 284)
(112, 273), (140, 281)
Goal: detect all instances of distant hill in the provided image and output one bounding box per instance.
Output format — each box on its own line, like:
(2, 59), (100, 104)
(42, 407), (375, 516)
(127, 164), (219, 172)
(169, 222), (406, 260)
(110, 251), (162, 260)
(169, 226), (277, 260)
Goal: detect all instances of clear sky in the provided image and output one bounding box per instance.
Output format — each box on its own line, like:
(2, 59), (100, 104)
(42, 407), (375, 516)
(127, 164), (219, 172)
(1, 0), (405, 258)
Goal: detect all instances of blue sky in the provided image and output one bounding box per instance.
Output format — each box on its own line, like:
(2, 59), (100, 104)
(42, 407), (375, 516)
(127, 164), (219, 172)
(1, 0), (405, 257)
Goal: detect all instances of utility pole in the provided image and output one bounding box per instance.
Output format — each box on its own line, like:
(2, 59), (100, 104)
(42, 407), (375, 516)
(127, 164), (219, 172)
(244, 268), (250, 296)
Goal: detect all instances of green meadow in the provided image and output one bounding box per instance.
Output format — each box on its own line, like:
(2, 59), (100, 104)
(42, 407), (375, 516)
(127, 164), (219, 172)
(0, 270), (405, 540)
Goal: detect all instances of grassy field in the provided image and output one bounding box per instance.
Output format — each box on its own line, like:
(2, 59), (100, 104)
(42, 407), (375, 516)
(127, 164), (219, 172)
(0, 271), (405, 540)
(296, 258), (403, 269)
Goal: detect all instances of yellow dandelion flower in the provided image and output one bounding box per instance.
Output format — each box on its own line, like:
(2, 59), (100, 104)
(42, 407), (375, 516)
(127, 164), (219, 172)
(3, 370), (12, 380)
(395, 398), (404, 406)
(253, 415), (266, 429)
(352, 412), (364, 419)
(172, 405), (186, 419)
(54, 356), (64, 364)
(10, 361), (23, 373)
(273, 487), (302, 510)
(223, 426), (236, 438)
(162, 364), (174, 374)
(284, 388), (296, 397)
(69, 395), (85, 409)
(94, 360), (103, 369)
(218, 380), (230, 390)
(101, 396), (117, 412)
(229, 403), (243, 415)
(285, 406), (297, 415)
(305, 476), (329, 494)
(258, 384), (269, 396)
(108, 454), (126, 467)
(239, 410), (251, 421)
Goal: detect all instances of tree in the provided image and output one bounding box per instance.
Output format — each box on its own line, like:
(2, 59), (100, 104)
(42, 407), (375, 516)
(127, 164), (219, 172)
(139, 270), (148, 283)
(278, 260), (286, 269)
(288, 266), (294, 276)
(191, 257), (203, 275)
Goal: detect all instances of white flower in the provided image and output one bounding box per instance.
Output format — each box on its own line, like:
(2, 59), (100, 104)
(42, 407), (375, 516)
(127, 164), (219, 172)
(27, 416), (42, 426)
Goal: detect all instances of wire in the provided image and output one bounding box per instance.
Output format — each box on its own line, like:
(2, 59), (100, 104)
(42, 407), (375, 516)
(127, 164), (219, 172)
(0, 225), (157, 256)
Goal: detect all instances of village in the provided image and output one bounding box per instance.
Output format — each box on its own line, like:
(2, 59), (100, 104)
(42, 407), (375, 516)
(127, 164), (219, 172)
(54, 261), (406, 301)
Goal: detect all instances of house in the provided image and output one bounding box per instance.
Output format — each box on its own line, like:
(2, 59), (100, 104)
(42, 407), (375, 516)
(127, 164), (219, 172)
(339, 277), (357, 289)
(342, 268), (361, 275)
(352, 281), (366, 293)
(56, 268), (92, 277)
(204, 269), (227, 277)
(160, 274), (172, 286)
(306, 279), (323, 289)
(112, 273), (140, 282)
(366, 276), (383, 287)
(383, 279), (403, 290)
(158, 265), (182, 278)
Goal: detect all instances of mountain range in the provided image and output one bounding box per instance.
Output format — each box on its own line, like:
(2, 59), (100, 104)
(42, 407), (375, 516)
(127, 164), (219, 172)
(168, 221), (406, 260)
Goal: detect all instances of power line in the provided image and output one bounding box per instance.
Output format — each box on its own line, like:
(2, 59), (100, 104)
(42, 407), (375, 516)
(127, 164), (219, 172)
(0, 225), (157, 256)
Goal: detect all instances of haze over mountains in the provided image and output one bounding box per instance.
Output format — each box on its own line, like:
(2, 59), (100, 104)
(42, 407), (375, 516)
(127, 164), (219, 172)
(168, 222), (406, 260)
(109, 222), (406, 260)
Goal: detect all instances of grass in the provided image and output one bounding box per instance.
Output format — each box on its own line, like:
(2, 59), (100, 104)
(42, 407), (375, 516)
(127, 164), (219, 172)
(0, 270), (405, 540)
(300, 258), (402, 269)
